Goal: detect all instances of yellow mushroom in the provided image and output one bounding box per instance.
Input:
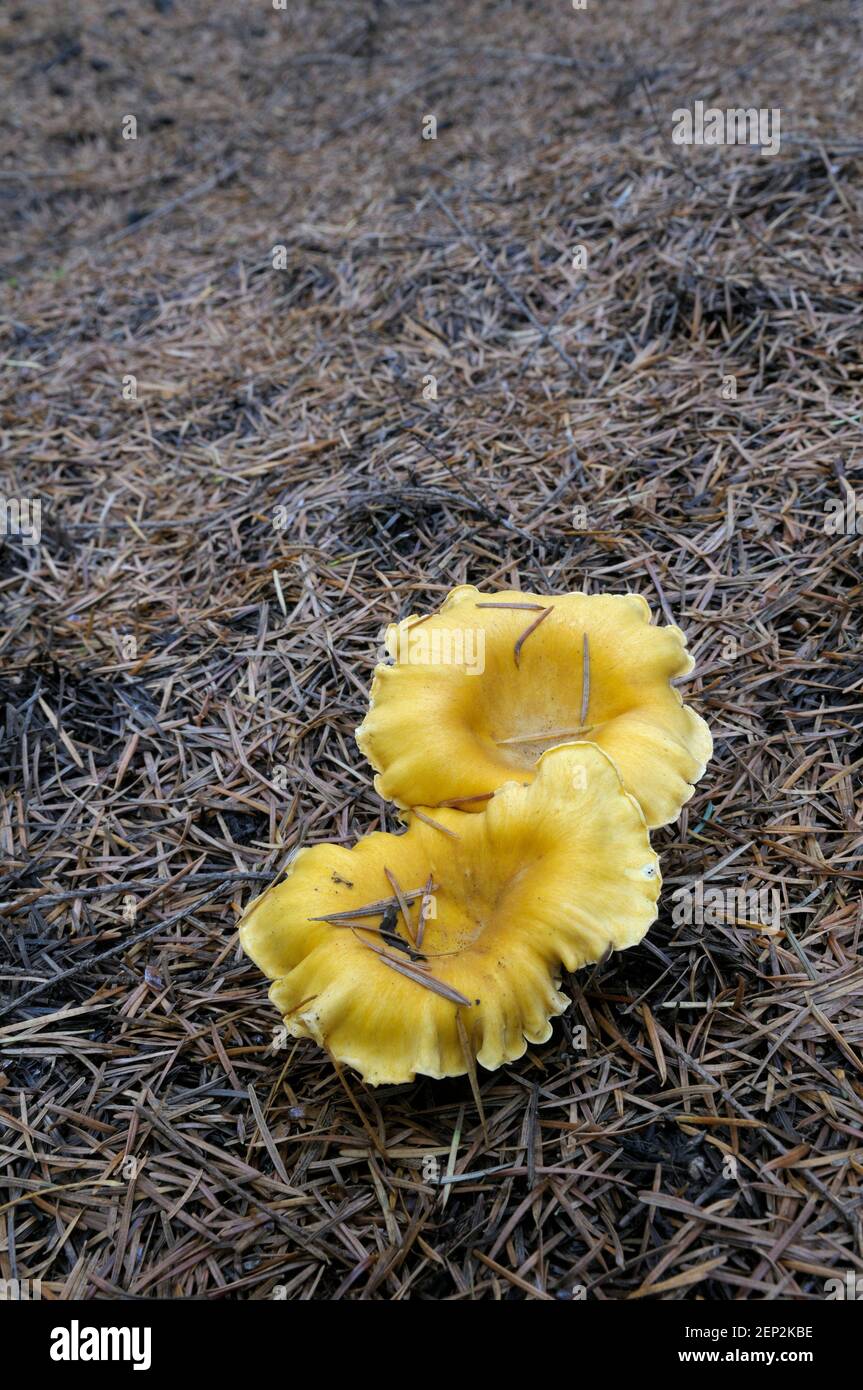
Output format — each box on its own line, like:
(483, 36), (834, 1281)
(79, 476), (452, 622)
(356, 584), (711, 830)
(239, 743), (660, 1085)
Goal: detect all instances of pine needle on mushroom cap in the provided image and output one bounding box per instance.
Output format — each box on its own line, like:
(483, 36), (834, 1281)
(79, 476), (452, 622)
(238, 742), (660, 1085)
(356, 584), (712, 830)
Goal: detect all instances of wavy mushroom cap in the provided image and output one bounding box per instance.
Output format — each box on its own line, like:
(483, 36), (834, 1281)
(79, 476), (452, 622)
(355, 584), (712, 829)
(239, 743), (659, 1085)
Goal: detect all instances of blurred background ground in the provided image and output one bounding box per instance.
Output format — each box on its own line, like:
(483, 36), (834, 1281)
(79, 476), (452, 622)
(1, 0), (862, 1299)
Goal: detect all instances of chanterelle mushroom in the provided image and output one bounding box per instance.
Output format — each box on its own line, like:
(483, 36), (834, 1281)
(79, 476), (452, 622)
(355, 584), (712, 830)
(239, 743), (659, 1085)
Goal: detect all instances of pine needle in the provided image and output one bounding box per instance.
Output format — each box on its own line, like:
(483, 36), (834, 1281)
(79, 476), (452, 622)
(513, 605), (552, 667)
(310, 885), (434, 924)
(385, 865), (415, 943)
(370, 946), (473, 1006)
(441, 1103), (464, 1209)
(456, 1009), (488, 1144)
(475, 601), (546, 610)
(363, 939), (431, 973)
(580, 632), (591, 726)
(435, 791), (494, 808)
(410, 807), (460, 838)
(496, 724), (596, 746)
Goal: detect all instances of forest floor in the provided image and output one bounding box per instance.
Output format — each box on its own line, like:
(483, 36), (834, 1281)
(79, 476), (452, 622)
(1, 0), (862, 1299)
